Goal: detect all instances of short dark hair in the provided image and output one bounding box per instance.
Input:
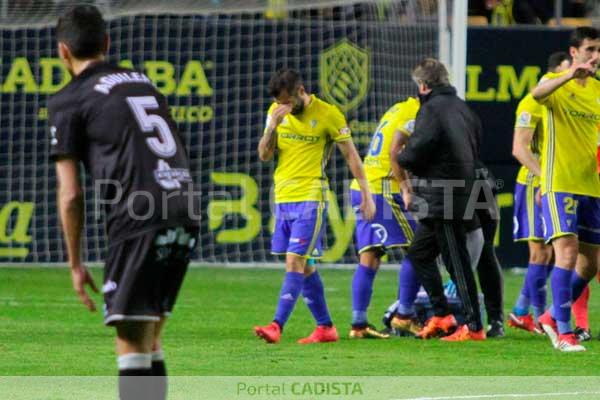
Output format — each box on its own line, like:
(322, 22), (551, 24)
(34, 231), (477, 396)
(56, 5), (106, 59)
(569, 27), (599, 49)
(268, 68), (302, 98)
(412, 58), (449, 88)
(547, 51), (569, 72)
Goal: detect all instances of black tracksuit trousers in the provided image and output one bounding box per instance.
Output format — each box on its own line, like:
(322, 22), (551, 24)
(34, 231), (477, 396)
(475, 208), (504, 324)
(407, 218), (483, 332)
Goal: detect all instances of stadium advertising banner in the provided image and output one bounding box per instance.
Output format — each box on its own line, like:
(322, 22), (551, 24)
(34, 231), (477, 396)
(467, 27), (572, 267)
(0, 18), (572, 267)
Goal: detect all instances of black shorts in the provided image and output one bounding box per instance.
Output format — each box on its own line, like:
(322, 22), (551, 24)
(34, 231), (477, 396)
(103, 226), (198, 326)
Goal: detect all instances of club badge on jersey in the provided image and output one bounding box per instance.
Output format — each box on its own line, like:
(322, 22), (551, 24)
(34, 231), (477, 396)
(153, 159), (193, 189)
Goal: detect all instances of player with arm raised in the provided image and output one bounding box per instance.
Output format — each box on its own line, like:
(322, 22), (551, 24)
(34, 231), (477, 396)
(509, 51), (570, 333)
(49, 5), (199, 398)
(348, 98), (420, 338)
(531, 27), (600, 352)
(569, 127), (600, 342)
(254, 68), (375, 344)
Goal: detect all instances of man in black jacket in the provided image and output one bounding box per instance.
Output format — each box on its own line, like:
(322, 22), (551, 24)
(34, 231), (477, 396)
(397, 58), (488, 341)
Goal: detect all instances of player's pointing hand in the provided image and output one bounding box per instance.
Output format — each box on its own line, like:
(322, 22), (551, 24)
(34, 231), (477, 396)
(570, 55), (599, 79)
(70, 264), (99, 312)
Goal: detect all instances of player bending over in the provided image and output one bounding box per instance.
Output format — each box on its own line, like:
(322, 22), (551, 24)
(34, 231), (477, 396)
(349, 97), (419, 339)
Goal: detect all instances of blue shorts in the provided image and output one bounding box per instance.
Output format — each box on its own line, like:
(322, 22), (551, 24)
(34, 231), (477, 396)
(541, 191), (600, 245)
(351, 190), (417, 254)
(513, 182), (544, 241)
(271, 201), (327, 258)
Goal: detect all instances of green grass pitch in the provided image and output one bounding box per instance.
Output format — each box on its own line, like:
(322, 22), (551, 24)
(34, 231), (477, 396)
(1, 266), (600, 376)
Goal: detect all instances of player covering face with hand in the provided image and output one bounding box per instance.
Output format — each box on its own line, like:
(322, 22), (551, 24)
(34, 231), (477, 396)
(254, 68), (375, 344)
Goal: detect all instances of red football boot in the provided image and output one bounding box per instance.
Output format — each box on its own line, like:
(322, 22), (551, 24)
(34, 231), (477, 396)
(298, 325), (339, 344)
(441, 325), (486, 341)
(556, 333), (586, 352)
(508, 313), (542, 334)
(538, 310), (559, 348)
(416, 315), (457, 339)
(254, 322), (281, 344)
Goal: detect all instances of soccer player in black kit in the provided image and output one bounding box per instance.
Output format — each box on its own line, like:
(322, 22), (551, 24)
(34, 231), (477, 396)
(49, 5), (199, 399)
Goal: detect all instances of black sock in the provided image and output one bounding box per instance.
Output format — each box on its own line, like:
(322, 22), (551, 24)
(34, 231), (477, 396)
(119, 368), (152, 376)
(152, 360), (167, 376)
(119, 368), (152, 400)
(152, 359), (167, 400)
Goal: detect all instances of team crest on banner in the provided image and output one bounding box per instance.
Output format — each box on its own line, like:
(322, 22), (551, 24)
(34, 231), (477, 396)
(319, 39), (370, 112)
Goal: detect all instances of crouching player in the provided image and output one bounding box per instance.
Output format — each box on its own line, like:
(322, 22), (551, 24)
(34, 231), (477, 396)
(349, 97), (419, 338)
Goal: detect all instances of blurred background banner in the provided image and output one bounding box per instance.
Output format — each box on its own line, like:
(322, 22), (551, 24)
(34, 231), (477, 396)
(0, 1), (593, 267)
(467, 27), (572, 267)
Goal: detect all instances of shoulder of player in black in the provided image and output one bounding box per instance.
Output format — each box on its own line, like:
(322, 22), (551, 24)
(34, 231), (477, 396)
(52, 62), (157, 110)
(88, 62), (157, 96)
(48, 62), (112, 109)
(47, 73), (83, 115)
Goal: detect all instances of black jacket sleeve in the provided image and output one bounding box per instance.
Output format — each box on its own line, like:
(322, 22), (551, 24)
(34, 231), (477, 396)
(396, 103), (441, 173)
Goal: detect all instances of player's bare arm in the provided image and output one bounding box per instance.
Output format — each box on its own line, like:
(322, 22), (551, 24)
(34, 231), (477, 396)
(258, 104), (291, 161)
(336, 139), (376, 221)
(390, 130), (412, 208)
(532, 55), (599, 102)
(56, 158), (98, 312)
(512, 127), (541, 177)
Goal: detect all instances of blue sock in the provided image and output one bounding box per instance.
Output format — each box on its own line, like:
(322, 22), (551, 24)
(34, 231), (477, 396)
(570, 272), (589, 305)
(526, 263), (549, 319)
(303, 271), (332, 326)
(351, 264), (376, 327)
(273, 272), (304, 328)
(513, 279), (530, 316)
(550, 266), (574, 335)
(397, 258), (420, 317)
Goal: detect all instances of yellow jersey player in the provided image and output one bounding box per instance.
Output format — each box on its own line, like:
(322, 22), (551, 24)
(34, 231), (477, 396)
(348, 98), (420, 338)
(509, 52), (570, 333)
(532, 27), (600, 352)
(254, 68), (375, 344)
